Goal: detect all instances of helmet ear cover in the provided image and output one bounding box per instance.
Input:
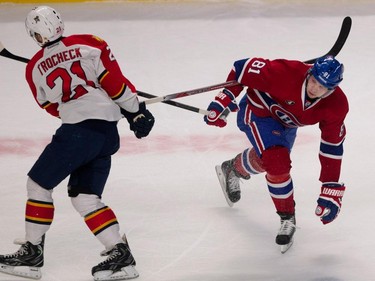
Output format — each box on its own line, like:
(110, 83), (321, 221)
(25, 6), (64, 47)
(310, 55), (344, 90)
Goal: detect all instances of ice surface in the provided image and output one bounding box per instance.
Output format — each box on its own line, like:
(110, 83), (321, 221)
(0, 1), (374, 280)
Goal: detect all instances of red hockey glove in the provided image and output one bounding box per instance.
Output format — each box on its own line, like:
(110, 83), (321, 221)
(204, 89), (239, 127)
(315, 182), (346, 225)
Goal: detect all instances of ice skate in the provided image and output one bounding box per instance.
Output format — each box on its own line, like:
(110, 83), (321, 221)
(275, 213), (296, 254)
(0, 237), (44, 280)
(92, 242), (138, 281)
(215, 160), (250, 207)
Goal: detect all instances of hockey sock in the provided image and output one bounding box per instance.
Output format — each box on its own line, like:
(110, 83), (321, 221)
(71, 194), (123, 250)
(25, 177), (54, 245)
(233, 147), (265, 178)
(261, 146), (294, 214)
(266, 174), (295, 214)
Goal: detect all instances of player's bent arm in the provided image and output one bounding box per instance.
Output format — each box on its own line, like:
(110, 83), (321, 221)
(93, 38), (140, 113)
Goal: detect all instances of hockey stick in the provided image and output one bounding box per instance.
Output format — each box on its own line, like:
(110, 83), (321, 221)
(1, 16), (351, 113)
(0, 41), (209, 115)
(0, 41), (29, 63)
(137, 90), (209, 114)
(143, 80), (239, 105)
(143, 16), (352, 106)
(304, 16), (352, 64)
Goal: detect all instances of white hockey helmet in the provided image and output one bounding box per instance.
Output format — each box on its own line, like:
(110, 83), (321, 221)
(25, 6), (64, 47)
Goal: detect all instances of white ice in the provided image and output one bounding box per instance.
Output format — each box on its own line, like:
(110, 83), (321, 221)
(0, 1), (374, 280)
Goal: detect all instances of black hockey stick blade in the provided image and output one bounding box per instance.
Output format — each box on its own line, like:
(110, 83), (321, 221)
(304, 16), (352, 64)
(0, 41), (30, 63)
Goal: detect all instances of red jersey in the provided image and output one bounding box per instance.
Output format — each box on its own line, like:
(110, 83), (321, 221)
(226, 58), (349, 182)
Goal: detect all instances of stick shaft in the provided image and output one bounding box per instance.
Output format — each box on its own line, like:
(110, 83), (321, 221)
(143, 80), (239, 105)
(137, 91), (209, 115)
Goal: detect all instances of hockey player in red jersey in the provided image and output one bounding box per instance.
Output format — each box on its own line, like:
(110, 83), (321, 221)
(0, 6), (154, 280)
(204, 55), (348, 253)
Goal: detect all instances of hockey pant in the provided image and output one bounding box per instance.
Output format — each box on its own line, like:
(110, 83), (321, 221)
(236, 96), (297, 214)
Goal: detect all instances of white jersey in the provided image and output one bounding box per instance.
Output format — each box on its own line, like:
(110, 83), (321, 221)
(26, 34), (139, 124)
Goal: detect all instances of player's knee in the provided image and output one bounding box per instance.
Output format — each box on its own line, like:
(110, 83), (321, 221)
(71, 193), (105, 217)
(27, 177), (53, 201)
(262, 146), (291, 182)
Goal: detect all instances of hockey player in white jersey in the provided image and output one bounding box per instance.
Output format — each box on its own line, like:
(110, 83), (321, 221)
(0, 6), (154, 281)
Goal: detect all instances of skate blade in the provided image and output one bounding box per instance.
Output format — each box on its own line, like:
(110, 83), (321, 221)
(280, 239), (294, 254)
(93, 265), (139, 281)
(0, 263), (42, 279)
(215, 165), (234, 207)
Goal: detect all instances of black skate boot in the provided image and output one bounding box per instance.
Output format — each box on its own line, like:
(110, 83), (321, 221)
(0, 236), (44, 279)
(215, 159), (250, 207)
(92, 243), (139, 281)
(275, 212), (296, 254)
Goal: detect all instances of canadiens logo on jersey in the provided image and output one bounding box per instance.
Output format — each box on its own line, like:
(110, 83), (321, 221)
(270, 104), (304, 128)
(255, 90), (304, 128)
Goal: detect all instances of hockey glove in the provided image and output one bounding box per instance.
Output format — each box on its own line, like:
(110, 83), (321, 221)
(204, 89), (239, 127)
(121, 102), (155, 139)
(315, 182), (346, 225)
